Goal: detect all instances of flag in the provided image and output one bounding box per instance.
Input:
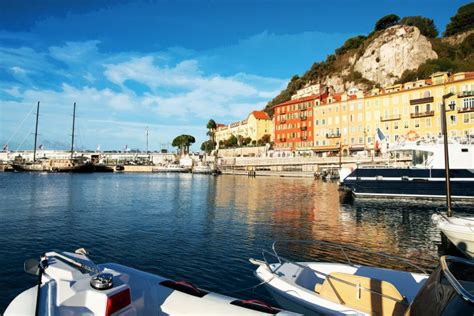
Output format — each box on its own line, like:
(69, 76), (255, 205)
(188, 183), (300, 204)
(38, 144), (44, 150)
(375, 128), (385, 150)
(2, 144), (7, 151)
(96, 145), (101, 151)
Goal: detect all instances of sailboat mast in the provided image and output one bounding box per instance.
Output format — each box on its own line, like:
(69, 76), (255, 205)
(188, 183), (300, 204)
(33, 101), (40, 162)
(70, 102), (76, 159)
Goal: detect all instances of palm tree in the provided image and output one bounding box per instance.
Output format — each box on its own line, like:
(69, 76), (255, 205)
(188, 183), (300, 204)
(206, 119), (217, 150)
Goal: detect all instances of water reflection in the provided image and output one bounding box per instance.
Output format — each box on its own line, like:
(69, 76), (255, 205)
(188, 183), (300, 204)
(0, 173), (472, 312)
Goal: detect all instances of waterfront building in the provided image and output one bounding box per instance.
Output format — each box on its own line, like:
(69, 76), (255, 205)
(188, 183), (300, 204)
(215, 111), (273, 147)
(273, 95), (319, 152)
(272, 71), (474, 156)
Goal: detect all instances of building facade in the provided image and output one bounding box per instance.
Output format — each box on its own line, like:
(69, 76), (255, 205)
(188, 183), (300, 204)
(215, 111), (273, 147)
(273, 72), (474, 155)
(273, 95), (318, 151)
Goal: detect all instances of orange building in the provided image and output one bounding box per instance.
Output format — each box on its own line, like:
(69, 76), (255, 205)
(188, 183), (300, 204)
(273, 95), (320, 151)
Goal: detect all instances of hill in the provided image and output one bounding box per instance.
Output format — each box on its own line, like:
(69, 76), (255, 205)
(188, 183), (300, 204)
(265, 2), (474, 114)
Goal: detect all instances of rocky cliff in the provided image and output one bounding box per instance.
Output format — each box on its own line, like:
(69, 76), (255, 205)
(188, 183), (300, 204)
(353, 25), (437, 87)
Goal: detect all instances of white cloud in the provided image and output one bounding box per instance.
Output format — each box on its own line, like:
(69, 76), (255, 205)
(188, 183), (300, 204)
(49, 40), (101, 63)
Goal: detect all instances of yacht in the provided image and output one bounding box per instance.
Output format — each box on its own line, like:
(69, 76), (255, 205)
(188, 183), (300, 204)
(342, 139), (474, 200)
(5, 249), (297, 315)
(251, 240), (474, 315)
(192, 162), (214, 174)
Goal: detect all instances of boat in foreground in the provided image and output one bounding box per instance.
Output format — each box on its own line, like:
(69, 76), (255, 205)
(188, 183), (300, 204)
(251, 240), (474, 315)
(432, 213), (474, 258)
(5, 249), (297, 315)
(342, 140), (474, 200)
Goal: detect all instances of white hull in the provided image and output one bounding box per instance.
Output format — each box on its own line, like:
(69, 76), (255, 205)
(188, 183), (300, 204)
(432, 214), (474, 258)
(6, 250), (297, 315)
(254, 261), (427, 315)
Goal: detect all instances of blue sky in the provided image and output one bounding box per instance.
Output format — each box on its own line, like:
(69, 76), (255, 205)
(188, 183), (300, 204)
(0, 0), (469, 151)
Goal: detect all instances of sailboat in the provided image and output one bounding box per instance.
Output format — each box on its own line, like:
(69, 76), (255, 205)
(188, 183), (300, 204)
(431, 92), (474, 258)
(11, 102), (94, 172)
(11, 102), (47, 172)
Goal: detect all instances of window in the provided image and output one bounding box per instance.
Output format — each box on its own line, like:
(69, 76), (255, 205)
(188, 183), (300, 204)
(426, 118), (431, 127)
(423, 91), (431, 98)
(350, 138), (354, 144)
(450, 115), (456, 125)
(394, 122), (399, 130)
(414, 120), (420, 128)
(449, 101), (456, 111)
(358, 137), (363, 144)
(463, 97), (474, 109)
(426, 104), (431, 112)
(464, 114), (469, 123)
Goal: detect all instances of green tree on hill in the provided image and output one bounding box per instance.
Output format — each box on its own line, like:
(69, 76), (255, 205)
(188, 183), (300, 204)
(444, 2), (474, 36)
(400, 16), (438, 38)
(374, 14), (400, 31)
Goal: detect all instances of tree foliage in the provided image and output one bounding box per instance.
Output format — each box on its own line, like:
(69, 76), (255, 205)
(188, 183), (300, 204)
(335, 35), (367, 55)
(172, 134), (196, 154)
(200, 140), (216, 154)
(374, 14), (400, 31)
(444, 2), (474, 36)
(400, 16), (438, 38)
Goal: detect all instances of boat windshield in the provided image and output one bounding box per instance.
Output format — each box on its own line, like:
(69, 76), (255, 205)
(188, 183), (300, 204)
(411, 150), (433, 167)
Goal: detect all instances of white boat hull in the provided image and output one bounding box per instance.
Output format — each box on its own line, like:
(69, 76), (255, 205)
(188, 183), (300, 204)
(432, 214), (474, 258)
(255, 261), (427, 315)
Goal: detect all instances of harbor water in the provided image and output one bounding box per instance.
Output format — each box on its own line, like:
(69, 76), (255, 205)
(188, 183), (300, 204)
(0, 172), (472, 312)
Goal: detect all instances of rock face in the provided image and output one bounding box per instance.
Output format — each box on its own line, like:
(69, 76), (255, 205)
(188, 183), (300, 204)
(354, 25), (438, 87)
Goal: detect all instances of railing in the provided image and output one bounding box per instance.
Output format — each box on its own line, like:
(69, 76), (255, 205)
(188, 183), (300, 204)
(458, 107), (474, 113)
(457, 91), (474, 98)
(326, 133), (341, 138)
(300, 126), (307, 131)
(300, 116), (307, 121)
(410, 110), (434, 118)
(380, 115), (401, 122)
(279, 119), (286, 124)
(410, 96), (433, 105)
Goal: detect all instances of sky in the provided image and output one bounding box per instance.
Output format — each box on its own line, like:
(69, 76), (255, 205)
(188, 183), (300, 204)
(0, 0), (470, 151)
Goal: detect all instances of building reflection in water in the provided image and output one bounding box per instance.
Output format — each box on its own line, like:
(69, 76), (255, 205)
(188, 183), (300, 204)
(213, 176), (472, 271)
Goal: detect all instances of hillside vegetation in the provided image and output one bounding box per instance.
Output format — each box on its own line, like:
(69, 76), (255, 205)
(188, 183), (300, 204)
(264, 2), (474, 114)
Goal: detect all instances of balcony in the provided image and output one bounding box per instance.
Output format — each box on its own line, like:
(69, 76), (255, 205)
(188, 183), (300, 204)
(300, 116), (307, 121)
(300, 126), (308, 131)
(300, 107), (307, 111)
(326, 133), (341, 138)
(410, 110), (435, 118)
(380, 115), (401, 122)
(458, 91), (474, 98)
(279, 119), (286, 124)
(458, 107), (474, 113)
(279, 138), (286, 142)
(410, 96), (433, 105)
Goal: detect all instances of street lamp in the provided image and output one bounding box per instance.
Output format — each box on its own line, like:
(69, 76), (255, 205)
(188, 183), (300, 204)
(441, 92), (454, 216)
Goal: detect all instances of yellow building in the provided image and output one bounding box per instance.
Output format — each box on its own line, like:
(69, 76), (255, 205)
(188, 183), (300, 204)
(312, 72), (474, 156)
(215, 111), (273, 147)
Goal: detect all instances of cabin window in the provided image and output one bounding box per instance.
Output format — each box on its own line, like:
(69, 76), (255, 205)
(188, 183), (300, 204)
(461, 148), (468, 152)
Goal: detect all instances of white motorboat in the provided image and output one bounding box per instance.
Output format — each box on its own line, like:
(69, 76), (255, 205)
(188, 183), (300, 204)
(5, 249), (298, 315)
(192, 163), (214, 174)
(152, 164), (191, 173)
(251, 240), (474, 315)
(432, 213), (474, 258)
